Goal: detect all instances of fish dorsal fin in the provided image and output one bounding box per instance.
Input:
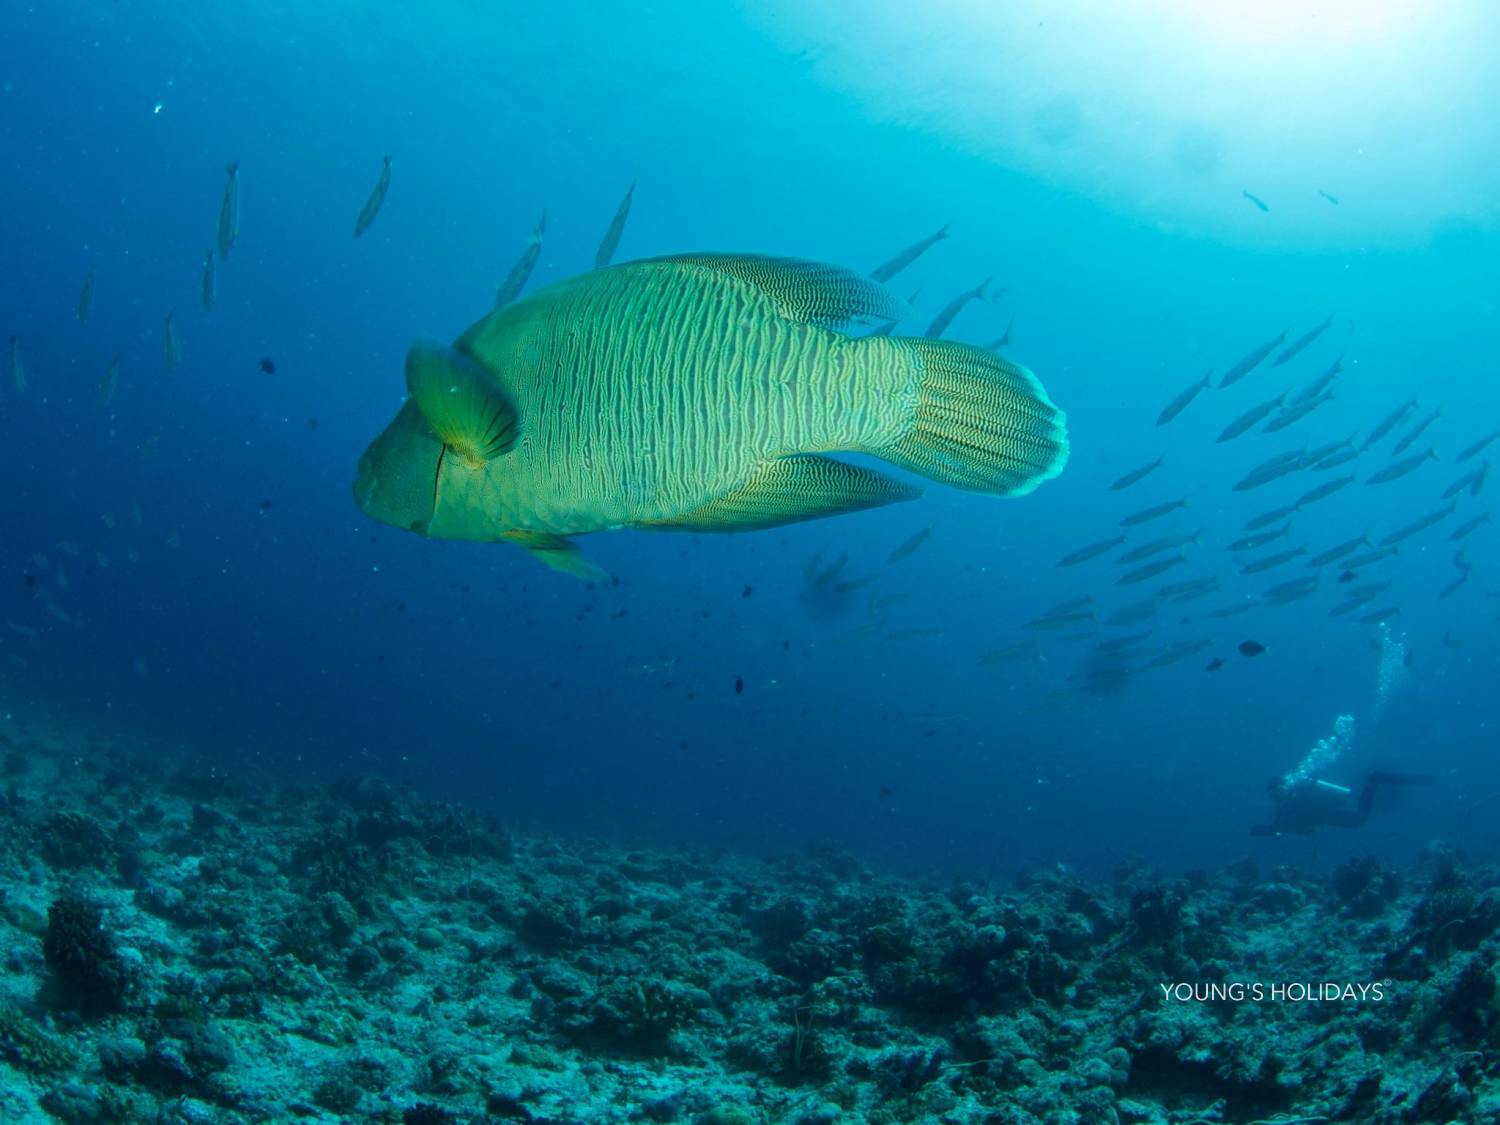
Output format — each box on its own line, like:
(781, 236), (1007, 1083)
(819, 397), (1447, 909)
(499, 530), (608, 582)
(633, 253), (911, 328)
(405, 339), (519, 468)
(635, 454), (921, 533)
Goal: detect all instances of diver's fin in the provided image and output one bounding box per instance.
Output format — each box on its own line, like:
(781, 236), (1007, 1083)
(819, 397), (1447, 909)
(499, 530), (607, 582)
(869, 338), (1068, 496)
(635, 253), (911, 328)
(635, 454), (920, 533)
(405, 338), (519, 468)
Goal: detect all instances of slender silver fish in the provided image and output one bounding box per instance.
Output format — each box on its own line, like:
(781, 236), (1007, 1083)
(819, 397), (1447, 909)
(1218, 329), (1288, 388)
(217, 163), (239, 260)
(1157, 370), (1213, 426)
(1343, 545), (1399, 569)
(1244, 503), (1300, 531)
(1233, 447), (1308, 491)
(1058, 534), (1127, 567)
(1218, 391), (1288, 442)
(1109, 456), (1164, 491)
(594, 180), (636, 268)
(1378, 503), (1455, 546)
(1448, 510), (1490, 541)
(496, 209), (547, 308)
(1262, 389), (1334, 434)
(1240, 547), (1307, 574)
(887, 526), (931, 564)
(1117, 530), (1199, 564)
(1306, 534), (1368, 568)
(871, 222), (950, 283)
(1442, 462), (1487, 500)
(1288, 356), (1343, 405)
(925, 276), (993, 339)
(1390, 406), (1442, 457)
(1294, 473), (1355, 508)
(1362, 397), (1418, 449)
(1455, 429), (1498, 463)
(1229, 526), (1290, 552)
(77, 269), (95, 325)
(1272, 314), (1334, 366)
(1366, 447), (1436, 485)
(9, 335), (27, 394)
(985, 316), (1014, 352)
(1119, 499), (1188, 527)
(353, 155), (392, 238)
(201, 250), (216, 312)
(1119, 555), (1187, 584)
(163, 307), (181, 370)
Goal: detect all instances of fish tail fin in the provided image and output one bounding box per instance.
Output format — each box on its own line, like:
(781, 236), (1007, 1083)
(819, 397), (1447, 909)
(868, 338), (1068, 496)
(226, 162), (238, 175)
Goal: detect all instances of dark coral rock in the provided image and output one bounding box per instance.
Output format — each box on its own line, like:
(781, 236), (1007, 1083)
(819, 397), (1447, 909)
(749, 898), (812, 948)
(518, 902), (583, 950)
(404, 1102), (460, 1124)
(0, 1007), (76, 1073)
(42, 895), (131, 1012)
(39, 811), (113, 870)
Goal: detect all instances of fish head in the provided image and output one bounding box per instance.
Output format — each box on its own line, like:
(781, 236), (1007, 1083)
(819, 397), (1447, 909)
(353, 399), (444, 536)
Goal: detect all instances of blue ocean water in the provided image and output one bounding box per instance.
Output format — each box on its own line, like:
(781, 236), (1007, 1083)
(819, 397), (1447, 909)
(3, 0), (1497, 882)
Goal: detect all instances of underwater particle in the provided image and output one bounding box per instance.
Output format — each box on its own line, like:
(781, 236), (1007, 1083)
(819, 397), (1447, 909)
(1238, 640), (1266, 657)
(734, 675), (744, 695)
(259, 357), (276, 374)
(1206, 657), (1224, 672)
(1242, 189), (1270, 212)
(741, 584), (753, 598)
(259, 499), (272, 510)
(353, 154), (393, 238)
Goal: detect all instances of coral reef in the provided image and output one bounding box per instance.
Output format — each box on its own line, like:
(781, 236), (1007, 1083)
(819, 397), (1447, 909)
(0, 708), (1497, 1122)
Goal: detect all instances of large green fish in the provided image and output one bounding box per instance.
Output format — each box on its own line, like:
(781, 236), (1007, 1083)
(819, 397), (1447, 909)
(354, 253), (1068, 578)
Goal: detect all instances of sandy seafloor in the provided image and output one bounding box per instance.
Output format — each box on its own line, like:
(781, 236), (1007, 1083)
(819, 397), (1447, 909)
(0, 699), (1496, 1125)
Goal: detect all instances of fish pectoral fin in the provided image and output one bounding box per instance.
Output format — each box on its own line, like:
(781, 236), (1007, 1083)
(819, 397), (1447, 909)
(634, 253), (911, 328)
(405, 338), (519, 467)
(499, 530), (607, 582)
(634, 455), (921, 533)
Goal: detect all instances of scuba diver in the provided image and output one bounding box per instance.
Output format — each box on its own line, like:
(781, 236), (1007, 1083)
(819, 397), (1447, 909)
(1251, 771), (1435, 837)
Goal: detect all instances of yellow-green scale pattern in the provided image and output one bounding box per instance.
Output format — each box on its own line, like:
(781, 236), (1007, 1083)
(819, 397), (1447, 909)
(435, 261), (918, 537)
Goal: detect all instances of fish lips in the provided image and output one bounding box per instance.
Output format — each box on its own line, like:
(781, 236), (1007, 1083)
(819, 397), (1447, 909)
(353, 399), (443, 536)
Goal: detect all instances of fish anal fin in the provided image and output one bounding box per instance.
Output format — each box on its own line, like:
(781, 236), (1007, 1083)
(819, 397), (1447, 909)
(499, 530), (607, 582)
(633, 253), (911, 328)
(636, 455), (920, 533)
